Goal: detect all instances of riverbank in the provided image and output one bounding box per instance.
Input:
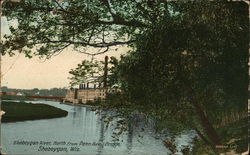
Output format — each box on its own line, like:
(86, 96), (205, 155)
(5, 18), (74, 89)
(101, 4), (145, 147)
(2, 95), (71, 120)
(62, 102), (99, 108)
(2, 100), (172, 155)
(1, 101), (68, 123)
(191, 117), (248, 154)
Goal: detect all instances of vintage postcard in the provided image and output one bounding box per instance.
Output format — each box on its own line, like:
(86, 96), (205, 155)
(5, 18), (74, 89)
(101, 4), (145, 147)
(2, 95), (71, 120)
(0, 0), (249, 155)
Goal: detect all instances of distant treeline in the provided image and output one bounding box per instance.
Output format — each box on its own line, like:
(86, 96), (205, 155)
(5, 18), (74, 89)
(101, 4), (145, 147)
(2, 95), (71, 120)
(1, 86), (68, 97)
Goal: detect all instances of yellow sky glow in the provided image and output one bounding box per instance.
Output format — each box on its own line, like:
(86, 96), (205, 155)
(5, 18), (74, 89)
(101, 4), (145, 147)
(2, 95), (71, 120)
(1, 16), (129, 89)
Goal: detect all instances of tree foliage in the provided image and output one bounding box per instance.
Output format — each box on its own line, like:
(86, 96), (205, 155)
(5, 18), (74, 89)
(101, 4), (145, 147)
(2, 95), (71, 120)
(68, 56), (120, 87)
(2, 0), (249, 153)
(68, 59), (103, 86)
(100, 1), (248, 152)
(2, 0), (168, 57)
(118, 0), (248, 124)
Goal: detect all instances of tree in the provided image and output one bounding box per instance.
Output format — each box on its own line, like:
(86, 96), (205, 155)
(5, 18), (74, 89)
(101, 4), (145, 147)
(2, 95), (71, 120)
(2, 0), (249, 153)
(113, 1), (248, 153)
(68, 59), (103, 87)
(97, 1), (248, 153)
(2, 0), (164, 57)
(68, 56), (120, 88)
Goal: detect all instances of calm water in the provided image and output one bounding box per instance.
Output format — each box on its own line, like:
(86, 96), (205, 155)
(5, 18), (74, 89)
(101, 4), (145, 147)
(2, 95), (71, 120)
(1, 100), (194, 155)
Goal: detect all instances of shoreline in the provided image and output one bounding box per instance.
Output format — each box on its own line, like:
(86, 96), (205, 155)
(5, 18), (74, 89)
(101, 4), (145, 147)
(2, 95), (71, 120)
(1, 101), (68, 123)
(61, 102), (98, 108)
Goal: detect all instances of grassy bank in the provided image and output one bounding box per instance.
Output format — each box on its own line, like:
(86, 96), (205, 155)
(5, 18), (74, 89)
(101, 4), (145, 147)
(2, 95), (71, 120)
(191, 117), (248, 154)
(216, 117), (248, 153)
(1, 101), (68, 123)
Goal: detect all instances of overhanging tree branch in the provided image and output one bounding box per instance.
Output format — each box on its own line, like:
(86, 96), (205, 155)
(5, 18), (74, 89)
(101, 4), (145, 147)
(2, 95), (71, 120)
(3, 0), (149, 56)
(38, 39), (135, 48)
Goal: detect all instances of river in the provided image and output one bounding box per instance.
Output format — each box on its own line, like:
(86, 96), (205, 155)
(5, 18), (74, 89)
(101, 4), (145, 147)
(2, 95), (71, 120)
(1, 100), (195, 155)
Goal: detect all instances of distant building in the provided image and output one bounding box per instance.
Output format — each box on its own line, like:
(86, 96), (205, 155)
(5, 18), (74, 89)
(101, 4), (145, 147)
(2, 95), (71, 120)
(16, 92), (24, 96)
(64, 56), (120, 104)
(64, 88), (120, 104)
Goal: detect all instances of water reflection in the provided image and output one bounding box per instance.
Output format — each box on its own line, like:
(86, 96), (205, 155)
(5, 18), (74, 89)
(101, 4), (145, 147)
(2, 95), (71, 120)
(2, 100), (194, 155)
(96, 120), (105, 155)
(126, 121), (133, 154)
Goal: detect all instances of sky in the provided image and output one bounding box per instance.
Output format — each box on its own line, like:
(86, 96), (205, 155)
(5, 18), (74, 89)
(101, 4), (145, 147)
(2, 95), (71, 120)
(1, 3), (249, 90)
(0, 17), (129, 89)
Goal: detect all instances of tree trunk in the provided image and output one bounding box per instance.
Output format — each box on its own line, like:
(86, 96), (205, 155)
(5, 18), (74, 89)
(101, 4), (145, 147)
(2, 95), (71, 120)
(190, 94), (221, 147)
(184, 81), (221, 148)
(182, 74), (221, 151)
(195, 104), (220, 143)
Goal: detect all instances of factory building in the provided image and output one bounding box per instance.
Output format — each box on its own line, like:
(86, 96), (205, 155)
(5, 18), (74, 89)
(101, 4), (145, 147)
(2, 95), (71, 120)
(64, 87), (120, 104)
(64, 56), (120, 104)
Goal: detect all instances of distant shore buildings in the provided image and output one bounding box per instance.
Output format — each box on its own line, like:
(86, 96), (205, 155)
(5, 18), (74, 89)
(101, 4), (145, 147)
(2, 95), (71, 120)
(0, 91), (19, 96)
(64, 87), (119, 104)
(64, 56), (120, 104)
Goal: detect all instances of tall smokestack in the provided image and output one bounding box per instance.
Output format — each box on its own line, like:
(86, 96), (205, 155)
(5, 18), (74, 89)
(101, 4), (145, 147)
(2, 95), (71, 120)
(103, 56), (108, 88)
